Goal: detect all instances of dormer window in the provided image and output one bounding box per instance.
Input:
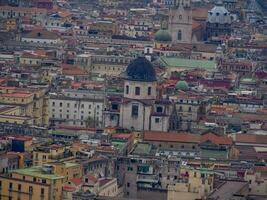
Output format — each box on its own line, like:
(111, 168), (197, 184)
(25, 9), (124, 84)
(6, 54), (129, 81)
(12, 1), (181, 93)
(216, 13), (220, 16)
(156, 106), (163, 113)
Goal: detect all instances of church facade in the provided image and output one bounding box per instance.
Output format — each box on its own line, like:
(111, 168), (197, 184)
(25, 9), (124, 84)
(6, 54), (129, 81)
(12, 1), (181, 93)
(167, 0), (193, 44)
(104, 57), (178, 132)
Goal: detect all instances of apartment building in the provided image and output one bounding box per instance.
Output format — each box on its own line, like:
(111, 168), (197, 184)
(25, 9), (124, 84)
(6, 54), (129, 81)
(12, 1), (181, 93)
(0, 86), (49, 126)
(76, 54), (133, 76)
(49, 89), (104, 128)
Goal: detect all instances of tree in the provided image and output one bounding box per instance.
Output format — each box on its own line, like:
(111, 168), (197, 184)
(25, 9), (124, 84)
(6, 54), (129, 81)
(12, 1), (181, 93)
(85, 116), (97, 128)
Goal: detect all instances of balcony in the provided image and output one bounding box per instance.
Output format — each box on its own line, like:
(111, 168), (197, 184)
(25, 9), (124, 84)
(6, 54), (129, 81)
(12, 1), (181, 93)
(136, 174), (159, 184)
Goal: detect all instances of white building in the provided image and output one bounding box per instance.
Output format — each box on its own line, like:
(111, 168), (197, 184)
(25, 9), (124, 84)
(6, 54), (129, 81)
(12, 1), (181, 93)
(21, 29), (61, 45)
(49, 90), (104, 127)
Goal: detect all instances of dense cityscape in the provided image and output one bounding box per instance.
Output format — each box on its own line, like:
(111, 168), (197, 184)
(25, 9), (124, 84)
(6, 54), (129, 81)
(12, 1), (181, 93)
(0, 0), (266, 199)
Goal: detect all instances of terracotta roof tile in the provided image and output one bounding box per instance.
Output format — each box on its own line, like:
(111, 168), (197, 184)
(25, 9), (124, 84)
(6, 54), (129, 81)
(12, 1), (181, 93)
(234, 134), (267, 145)
(143, 131), (200, 143)
(70, 178), (82, 186)
(201, 132), (233, 145)
(144, 131), (232, 146)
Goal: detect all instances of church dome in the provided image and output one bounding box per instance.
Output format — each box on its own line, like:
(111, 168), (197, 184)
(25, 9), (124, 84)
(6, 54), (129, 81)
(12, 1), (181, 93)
(124, 57), (157, 82)
(176, 80), (189, 91)
(207, 1), (231, 24)
(154, 29), (172, 42)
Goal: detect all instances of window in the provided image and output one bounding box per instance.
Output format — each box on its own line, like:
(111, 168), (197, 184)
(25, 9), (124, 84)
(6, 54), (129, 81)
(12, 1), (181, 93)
(111, 104), (118, 110)
(29, 186), (33, 194)
(81, 104), (84, 109)
(126, 85), (129, 94)
(156, 106), (163, 113)
(42, 179), (46, 184)
(188, 107), (192, 112)
(41, 188), (44, 195)
(178, 30), (182, 40)
(131, 104), (139, 117)
(135, 87), (140, 95)
(9, 182), (12, 190)
(179, 15), (182, 19)
(155, 118), (160, 123)
(67, 103), (70, 108)
(33, 177), (36, 182)
(59, 102), (62, 107)
(18, 184), (21, 191)
(127, 182), (130, 187)
(148, 87), (151, 95)
(52, 102), (55, 106)
(179, 106), (183, 111)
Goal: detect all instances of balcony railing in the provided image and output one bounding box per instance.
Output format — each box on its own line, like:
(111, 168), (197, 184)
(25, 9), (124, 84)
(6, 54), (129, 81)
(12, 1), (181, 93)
(136, 175), (159, 183)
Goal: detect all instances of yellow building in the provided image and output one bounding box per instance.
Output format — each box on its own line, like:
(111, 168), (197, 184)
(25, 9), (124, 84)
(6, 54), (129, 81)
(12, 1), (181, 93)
(5, 18), (17, 31)
(90, 20), (118, 35)
(19, 52), (44, 67)
(0, 87), (49, 127)
(245, 171), (267, 197)
(0, 162), (82, 200)
(0, 105), (32, 124)
(0, 166), (64, 200)
(167, 167), (214, 200)
(33, 144), (74, 166)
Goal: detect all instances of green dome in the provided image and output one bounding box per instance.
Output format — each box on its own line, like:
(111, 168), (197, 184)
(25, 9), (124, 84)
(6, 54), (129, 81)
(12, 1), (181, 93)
(154, 29), (172, 42)
(176, 80), (189, 91)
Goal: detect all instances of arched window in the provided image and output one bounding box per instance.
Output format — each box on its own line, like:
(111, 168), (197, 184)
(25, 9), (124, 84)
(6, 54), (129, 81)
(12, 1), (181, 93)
(126, 85), (129, 94)
(148, 87), (151, 95)
(177, 30), (182, 40)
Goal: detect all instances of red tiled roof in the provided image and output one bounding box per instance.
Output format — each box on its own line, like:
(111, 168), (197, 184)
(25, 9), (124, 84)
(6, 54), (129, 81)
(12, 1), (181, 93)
(144, 131), (200, 143)
(11, 136), (32, 141)
(0, 92), (33, 98)
(63, 185), (76, 192)
(70, 178), (82, 186)
(201, 132), (233, 145)
(234, 134), (267, 144)
(144, 131), (232, 146)
(62, 64), (87, 76)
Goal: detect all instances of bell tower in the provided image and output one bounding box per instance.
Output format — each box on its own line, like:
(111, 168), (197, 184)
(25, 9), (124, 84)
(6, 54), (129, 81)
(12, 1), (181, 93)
(168, 0), (192, 44)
